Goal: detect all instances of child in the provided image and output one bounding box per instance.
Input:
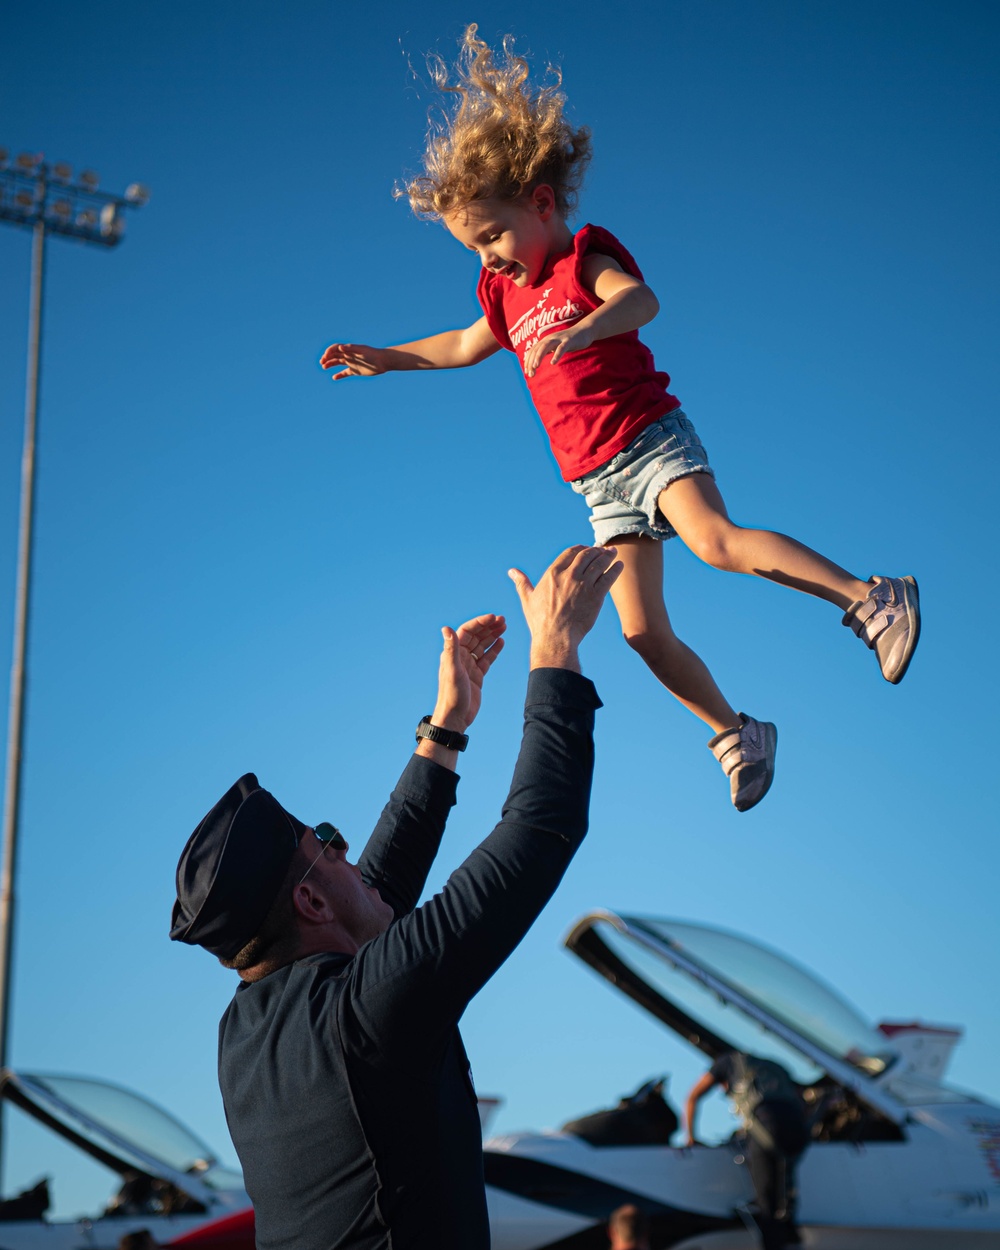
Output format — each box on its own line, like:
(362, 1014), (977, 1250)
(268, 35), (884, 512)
(320, 26), (919, 812)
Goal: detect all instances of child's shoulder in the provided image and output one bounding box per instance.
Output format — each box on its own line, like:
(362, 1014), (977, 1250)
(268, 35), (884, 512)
(575, 224), (645, 282)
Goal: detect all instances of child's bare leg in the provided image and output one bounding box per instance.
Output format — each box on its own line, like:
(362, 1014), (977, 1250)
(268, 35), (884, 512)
(608, 533), (740, 734)
(658, 474), (870, 612)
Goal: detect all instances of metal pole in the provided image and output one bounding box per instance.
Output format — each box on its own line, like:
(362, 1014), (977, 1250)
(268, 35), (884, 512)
(0, 214), (46, 1183)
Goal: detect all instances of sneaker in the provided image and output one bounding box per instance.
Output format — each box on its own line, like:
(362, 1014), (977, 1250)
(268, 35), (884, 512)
(842, 575), (920, 684)
(708, 714), (777, 812)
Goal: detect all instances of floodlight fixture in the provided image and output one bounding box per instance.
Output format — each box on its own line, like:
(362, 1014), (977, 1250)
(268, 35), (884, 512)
(1, 154), (148, 248)
(99, 203), (122, 241)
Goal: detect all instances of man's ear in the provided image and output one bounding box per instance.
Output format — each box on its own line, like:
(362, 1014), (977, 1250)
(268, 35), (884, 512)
(530, 184), (556, 220)
(292, 880), (336, 925)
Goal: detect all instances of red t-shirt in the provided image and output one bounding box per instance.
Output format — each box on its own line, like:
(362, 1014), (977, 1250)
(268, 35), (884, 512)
(477, 224), (681, 480)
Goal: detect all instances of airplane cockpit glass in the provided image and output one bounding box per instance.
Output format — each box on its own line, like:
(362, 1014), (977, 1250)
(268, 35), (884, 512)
(199, 1165), (247, 1192)
(594, 917), (896, 1080)
(18, 1074), (223, 1178)
(0, 1070), (247, 1225)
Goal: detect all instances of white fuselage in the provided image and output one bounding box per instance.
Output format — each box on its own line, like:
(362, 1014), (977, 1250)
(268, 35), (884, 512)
(485, 1096), (1000, 1250)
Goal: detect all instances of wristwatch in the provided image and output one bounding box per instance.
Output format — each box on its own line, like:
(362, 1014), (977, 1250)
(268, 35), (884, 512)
(415, 716), (468, 752)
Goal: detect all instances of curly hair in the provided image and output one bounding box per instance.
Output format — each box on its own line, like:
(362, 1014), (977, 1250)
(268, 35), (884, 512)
(402, 25), (591, 220)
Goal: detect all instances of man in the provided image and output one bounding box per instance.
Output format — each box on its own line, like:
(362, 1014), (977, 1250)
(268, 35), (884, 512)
(607, 1203), (651, 1250)
(170, 545), (621, 1250)
(685, 1051), (809, 1250)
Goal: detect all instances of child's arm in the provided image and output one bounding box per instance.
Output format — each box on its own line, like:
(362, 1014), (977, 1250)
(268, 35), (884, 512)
(320, 317), (500, 380)
(523, 255), (660, 378)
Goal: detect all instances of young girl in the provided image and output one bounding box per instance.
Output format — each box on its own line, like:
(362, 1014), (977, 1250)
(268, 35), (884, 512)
(320, 26), (919, 812)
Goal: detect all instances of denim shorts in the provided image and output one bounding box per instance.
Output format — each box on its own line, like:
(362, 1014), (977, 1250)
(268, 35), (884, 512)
(570, 410), (714, 545)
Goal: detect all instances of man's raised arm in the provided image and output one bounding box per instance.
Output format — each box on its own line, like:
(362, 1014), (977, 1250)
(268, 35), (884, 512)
(357, 614), (506, 919)
(351, 546), (622, 1043)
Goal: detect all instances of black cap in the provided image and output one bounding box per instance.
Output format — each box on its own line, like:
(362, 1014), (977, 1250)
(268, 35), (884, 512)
(170, 773), (310, 959)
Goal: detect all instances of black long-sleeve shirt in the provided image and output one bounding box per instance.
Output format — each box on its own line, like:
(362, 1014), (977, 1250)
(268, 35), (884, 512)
(217, 668), (601, 1250)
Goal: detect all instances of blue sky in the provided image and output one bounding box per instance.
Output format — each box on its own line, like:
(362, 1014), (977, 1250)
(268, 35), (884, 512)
(1, 0), (998, 1219)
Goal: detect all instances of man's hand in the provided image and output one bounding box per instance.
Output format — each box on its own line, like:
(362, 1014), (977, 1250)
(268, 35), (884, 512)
(319, 342), (390, 380)
(508, 546), (622, 672)
(431, 614), (507, 734)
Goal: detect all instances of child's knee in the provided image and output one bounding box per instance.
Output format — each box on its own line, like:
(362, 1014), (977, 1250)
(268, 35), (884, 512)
(687, 526), (740, 571)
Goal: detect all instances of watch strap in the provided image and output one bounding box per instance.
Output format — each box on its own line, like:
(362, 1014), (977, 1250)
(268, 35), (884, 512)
(415, 716), (468, 752)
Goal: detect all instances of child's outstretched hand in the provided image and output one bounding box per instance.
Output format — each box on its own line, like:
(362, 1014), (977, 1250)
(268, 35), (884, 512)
(320, 342), (390, 380)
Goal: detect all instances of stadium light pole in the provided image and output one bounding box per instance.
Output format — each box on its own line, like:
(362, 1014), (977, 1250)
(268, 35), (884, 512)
(0, 149), (149, 1186)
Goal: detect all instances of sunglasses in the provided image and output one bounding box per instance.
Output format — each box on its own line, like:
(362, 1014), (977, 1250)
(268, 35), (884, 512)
(297, 821), (347, 885)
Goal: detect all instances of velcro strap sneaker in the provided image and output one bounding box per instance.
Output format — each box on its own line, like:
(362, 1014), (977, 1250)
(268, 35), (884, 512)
(708, 714), (777, 812)
(842, 575), (920, 684)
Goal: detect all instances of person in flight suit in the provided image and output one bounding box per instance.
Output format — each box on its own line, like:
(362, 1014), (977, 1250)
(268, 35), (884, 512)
(170, 544), (622, 1250)
(686, 1051), (810, 1249)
